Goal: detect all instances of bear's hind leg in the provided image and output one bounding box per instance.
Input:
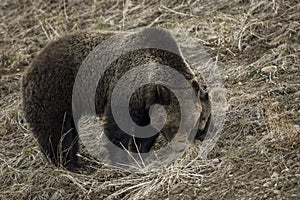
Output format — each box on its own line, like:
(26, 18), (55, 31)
(35, 112), (79, 170)
(58, 112), (80, 170)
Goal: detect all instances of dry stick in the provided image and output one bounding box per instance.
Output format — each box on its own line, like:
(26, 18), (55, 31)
(108, 180), (152, 199)
(160, 5), (193, 17)
(38, 20), (50, 40)
(132, 136), (146, 168)
(63, 0), (69, 20)
(118, 142), (142, 170)
(58, 113), (80, 168)
(147, 15), (162, 27)
(122, 0), (128, 30)
(45, 20), (60, 37)
(59, 174), (88, 192)
(58, 112), (71, 167)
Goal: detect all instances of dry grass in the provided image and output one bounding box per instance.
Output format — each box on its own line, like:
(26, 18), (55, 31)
(264, 97), (300, 150)
(1, 0), (299, 199)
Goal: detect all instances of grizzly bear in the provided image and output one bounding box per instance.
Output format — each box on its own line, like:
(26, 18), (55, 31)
(22, 28), (211, 170)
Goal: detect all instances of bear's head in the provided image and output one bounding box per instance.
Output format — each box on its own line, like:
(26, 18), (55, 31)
(151, 79), (212, 145)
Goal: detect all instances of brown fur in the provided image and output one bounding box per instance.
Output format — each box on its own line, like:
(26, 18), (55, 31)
(22, 28), (211, 169)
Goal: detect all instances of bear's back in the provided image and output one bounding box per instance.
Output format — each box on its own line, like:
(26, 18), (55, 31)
(22, 31), (117, 126)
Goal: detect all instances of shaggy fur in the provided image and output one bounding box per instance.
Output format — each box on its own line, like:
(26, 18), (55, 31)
(22, 28), (211, 169)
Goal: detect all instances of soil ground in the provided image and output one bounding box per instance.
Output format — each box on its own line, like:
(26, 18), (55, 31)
(0, 0), (299, 199)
